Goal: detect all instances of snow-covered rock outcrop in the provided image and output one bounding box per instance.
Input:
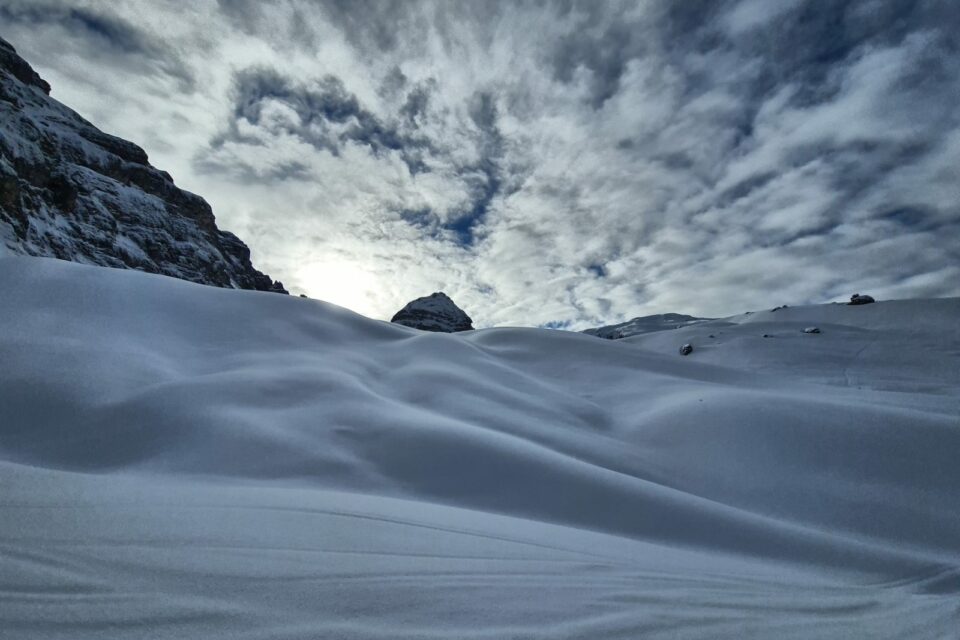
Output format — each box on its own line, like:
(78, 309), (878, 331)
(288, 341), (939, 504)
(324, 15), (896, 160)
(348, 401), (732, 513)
(391, 291), (474, 332)
(583, 312), (708, 339)
(0, 37), (285, 292)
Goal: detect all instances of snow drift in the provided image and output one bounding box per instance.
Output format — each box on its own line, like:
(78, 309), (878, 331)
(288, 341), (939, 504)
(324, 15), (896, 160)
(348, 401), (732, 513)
(1, 254), (959, 639)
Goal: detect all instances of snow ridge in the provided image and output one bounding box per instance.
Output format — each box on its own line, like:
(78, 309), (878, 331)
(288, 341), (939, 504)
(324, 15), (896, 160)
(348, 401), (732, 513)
(583, 312), (709, 339)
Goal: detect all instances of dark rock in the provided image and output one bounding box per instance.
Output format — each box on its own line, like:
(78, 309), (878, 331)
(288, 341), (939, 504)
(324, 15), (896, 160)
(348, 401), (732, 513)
(0, 37), (286, 293)
(0, 38), (50, 94)
(848, 293), (875, 305)
(803, 327), (821, 334)
(391, 292), (473, 332)
(679, 343), (693, 356)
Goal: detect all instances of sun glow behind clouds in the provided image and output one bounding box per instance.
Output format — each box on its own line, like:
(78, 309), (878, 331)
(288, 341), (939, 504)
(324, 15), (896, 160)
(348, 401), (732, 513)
(8, 0), (959, 328)
(298, 260), (383, 318)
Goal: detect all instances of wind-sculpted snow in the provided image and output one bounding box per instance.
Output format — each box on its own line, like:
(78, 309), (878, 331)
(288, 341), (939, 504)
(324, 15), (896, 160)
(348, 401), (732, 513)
(1, 255), (959, 639)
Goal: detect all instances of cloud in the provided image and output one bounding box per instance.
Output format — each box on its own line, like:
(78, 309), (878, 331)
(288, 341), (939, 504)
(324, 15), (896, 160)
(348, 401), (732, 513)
(200, 67), (432, 178)
(0, 0), (195, 88)
(5, 0), (959, 328)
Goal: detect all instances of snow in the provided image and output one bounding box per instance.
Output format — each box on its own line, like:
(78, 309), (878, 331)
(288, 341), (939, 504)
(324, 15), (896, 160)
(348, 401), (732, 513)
(584, 312), (709, 339)
(2, 254), (959, 639)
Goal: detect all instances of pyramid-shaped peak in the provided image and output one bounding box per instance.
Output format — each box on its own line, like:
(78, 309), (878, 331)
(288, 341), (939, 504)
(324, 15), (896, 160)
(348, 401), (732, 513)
(391, 292), (474, 332)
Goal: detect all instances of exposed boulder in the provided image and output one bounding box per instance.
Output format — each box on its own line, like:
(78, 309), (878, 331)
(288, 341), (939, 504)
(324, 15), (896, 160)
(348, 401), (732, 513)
(391, 292), (474, 333)
(679, 343), (693, 356)
(849, 293), (875, 305)
(803, 327), (821, 334)
(0, 37), (285, 293)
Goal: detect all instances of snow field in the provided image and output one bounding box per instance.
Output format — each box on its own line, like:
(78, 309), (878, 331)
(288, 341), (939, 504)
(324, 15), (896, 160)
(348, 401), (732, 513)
(1, 255), (958, 639)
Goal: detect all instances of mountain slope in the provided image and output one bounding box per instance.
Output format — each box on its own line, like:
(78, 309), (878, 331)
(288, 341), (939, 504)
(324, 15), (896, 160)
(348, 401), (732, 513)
(1, 254), (958, 639)
(583, 312), (709, 339)
(0, 37), (284, 292)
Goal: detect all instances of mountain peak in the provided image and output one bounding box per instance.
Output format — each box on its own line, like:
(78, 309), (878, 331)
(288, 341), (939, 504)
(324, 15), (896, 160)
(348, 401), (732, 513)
(391, 292), (474, 332)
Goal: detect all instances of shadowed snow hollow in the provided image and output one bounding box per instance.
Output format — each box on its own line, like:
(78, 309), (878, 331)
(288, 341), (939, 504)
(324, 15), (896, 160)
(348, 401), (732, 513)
(1, 254), (958, 640)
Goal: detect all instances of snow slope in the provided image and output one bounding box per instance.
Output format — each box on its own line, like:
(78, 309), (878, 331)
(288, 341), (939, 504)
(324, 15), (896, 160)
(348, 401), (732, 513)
(1, 254), (959, 639)
(583, 312), (709, 339)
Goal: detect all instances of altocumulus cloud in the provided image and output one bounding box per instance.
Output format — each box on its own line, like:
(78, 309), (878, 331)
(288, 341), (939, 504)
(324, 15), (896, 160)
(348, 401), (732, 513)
(2, 0), (958, 327)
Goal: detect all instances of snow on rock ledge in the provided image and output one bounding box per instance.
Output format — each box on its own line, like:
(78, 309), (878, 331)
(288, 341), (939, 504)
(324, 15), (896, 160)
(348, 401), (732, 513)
(0, 37), (285, 293)
(391, 292), (474, 332)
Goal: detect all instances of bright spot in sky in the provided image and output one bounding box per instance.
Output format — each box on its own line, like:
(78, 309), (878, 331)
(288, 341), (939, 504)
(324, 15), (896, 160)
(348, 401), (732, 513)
(299, 261), (382, 318)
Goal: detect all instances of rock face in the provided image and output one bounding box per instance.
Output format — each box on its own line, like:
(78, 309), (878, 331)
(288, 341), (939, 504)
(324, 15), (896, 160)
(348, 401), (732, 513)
(391, 292), (474, 332)
(0, 38), (285, 293)
(583, 313), (708, 340)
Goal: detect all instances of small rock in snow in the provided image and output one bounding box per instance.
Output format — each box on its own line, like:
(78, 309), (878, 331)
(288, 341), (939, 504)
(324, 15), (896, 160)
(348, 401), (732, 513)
(849, 293), (876, 305)
(679, 343), (693, 356)
(803, 327), (821, 334)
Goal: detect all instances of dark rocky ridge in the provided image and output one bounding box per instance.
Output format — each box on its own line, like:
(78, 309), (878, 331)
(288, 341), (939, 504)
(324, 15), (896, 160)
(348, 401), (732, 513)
(0, 37), (285, 293)
(0, 38), (50, 95)
(391, 292), (474, 332)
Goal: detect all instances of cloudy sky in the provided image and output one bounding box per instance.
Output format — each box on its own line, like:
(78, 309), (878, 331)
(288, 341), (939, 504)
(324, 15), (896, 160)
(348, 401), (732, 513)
(3, 0), (959, 328)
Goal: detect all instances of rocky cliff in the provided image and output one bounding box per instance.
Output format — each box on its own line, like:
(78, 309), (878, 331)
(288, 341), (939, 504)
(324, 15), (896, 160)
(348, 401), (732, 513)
(391, 292), (474, 332)
(0, 37), (285, 293)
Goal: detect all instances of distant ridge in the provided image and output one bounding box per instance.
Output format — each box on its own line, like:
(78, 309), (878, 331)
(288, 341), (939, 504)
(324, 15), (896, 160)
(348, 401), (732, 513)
(583, 312), (708, 339)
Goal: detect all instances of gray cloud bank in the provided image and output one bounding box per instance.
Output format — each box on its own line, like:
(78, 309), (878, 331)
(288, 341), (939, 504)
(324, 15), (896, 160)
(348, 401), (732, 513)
(3, 0), (958, 327)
